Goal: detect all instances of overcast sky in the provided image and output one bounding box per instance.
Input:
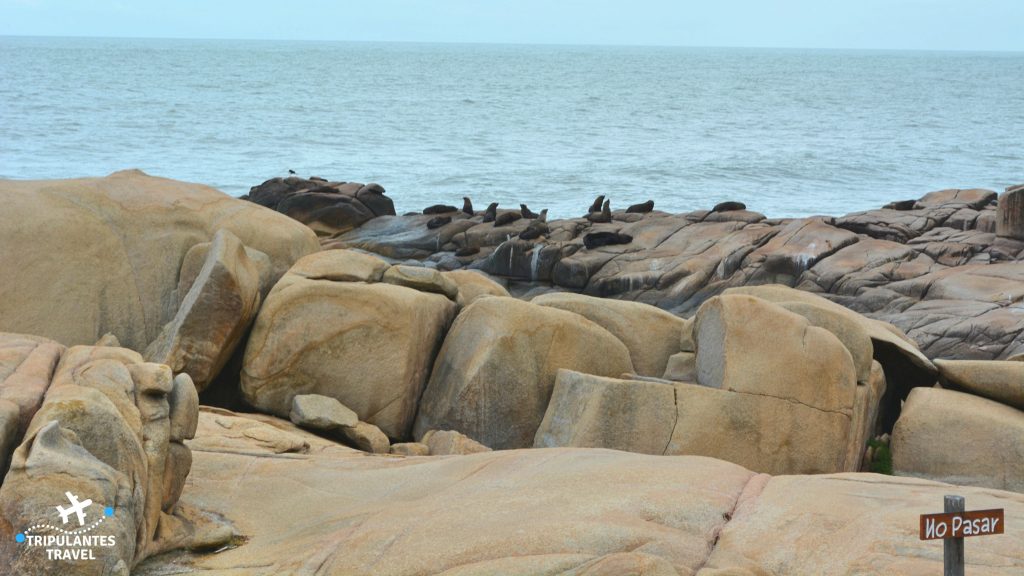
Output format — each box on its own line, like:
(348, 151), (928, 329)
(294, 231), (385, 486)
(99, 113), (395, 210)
(2, 0), (1022, 51)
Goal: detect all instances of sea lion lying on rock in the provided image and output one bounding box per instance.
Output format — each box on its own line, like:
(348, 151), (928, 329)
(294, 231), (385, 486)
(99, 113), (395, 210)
(427, 216), (452, 229)
(423, 204), (458, 215)
(588, 195), (606, 214)
(519, 218), (550, 240)
(494, 211), (523, 227)
(883, 199), (917, 211)
(521, 204), (539, 219)
(713, 201), (747, 212)
(584, 231), (633, 249)
(626, 200), (654, 213)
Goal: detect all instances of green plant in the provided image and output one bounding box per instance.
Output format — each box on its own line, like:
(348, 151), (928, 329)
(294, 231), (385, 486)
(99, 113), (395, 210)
(867, 439), (893, 475)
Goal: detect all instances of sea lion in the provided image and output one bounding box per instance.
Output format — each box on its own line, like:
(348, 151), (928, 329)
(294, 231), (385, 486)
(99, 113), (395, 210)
(712, 201), (746, 213)
(586, 199), (612, 223)
(455, 246), (480, 257)
(462, 197), (474, 216)
(520, 203), (538, 219)
(538, 209), (548, 222)
(583, 231), (633, 250)
(626, 199), (654, 214)
(519, 219), (550, 240)
(482, 202), (499, 223)
(427, 216), (452, 229)
(494, 211), (523, 227)
(883, 199), (917, 211)
(423, 204), (458, 215)
(588, 195), (606, 214)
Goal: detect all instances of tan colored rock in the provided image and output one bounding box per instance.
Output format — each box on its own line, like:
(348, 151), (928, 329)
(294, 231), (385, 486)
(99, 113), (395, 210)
(668, 382), (855, 474)
(775, 300), (874, 383)
(421, 429), (492, 455)
(845, 361), (887, 471)
(444, 269), (510, 306)
(168, 373), (199, 442)
(413, 297), (634, 449)
(340, 421), (390, 454)
(0, 170), (319, 349)
(695, 294), (857, 414)
(158, 410), (755, 576)
(288, 249), (389, 283)
(0, 333), (64, 450)
(144, 410), (1024, 575)
(701, 473), (1024, 575)
(145, 229), (263, 391)
(290, 393), (360, 431)
(533, 292), (686, 377)
(535, 370), (676, 455)
(893, 387), (1024, 492)
(679, 316), (695, 352)
(935, 358), (1024, 411)
(997, 185), (1024, 240)
(176, 237), (273, 304)
(389, 442), (430, 456)
(0, 342), (213, 574)
(662, 351), (696, 381)
(242, 271), (456, 439)
(382, 264), (459, 299)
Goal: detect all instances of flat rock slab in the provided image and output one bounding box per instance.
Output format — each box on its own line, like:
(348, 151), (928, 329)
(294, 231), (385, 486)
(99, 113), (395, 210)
(138, 410), (1024, 576)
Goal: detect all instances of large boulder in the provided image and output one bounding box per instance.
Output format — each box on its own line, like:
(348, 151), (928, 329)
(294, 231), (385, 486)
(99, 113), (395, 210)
(0, 171), (319, 350)
(0, 333), (64, 473)
(997, 184), (1024, 240)
(144, 229), (264, 392)
(934, 358), (1024, 411)
(413, 297), (634, 449)
(443, 269), (510, 307)
(241, 255), (457, 439)
(0, 341), (225, 574)
(532, 292), (686, 377)
(678, 294), (860, 474)
(534, 370), (676, 455)
(892, 387), (1024, 492)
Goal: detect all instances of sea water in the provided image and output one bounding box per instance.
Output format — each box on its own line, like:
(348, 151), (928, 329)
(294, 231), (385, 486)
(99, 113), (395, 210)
(1, 36), (1021, 218)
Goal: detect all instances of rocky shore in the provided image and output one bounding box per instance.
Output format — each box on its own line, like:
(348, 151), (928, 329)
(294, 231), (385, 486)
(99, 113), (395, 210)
(0, 170), (1022, 575)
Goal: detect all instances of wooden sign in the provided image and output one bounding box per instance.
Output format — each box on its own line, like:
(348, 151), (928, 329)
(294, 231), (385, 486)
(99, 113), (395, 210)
(920, 507), (1004, 540)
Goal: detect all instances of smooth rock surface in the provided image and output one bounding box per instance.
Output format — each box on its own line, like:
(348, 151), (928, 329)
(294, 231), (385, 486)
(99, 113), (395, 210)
(413, 297), (634, 449)
(242, 266), (456, 439)
(892, 387), (1024, 492)
(0, 171), (319, 349)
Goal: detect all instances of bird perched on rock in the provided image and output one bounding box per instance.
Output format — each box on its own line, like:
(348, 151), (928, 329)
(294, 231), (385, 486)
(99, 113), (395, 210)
(427, 216), (452, 229)
(626, 199), (654, 214)
(482, 202), (498, 223)
(588, 195), (606, 214)
(462, 197), (474, 216)
(520, 204), (538, 219)
(586, 200), (612, 223)
(712, 201), (746, 213)
(288, 169), (296, 175)
(494, 211), (523, 227)
(584, 231), (633, 249)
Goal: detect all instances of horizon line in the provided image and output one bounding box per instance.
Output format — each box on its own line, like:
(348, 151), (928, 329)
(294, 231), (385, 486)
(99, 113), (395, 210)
(2, 33), (1023, 55)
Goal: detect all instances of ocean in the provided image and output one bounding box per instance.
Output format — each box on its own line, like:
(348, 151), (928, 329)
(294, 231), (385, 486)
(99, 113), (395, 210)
(1, 36), (1022, 218)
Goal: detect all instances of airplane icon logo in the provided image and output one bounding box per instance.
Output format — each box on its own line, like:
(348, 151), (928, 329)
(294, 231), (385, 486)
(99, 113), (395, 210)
(55, 492), (92, 526)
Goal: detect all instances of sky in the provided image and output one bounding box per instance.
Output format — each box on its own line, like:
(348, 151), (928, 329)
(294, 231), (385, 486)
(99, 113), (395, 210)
(1, 0), (1022, 52)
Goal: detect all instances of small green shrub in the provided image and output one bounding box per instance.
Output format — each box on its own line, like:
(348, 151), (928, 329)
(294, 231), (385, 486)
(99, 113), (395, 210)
(867, 439), (893, 475)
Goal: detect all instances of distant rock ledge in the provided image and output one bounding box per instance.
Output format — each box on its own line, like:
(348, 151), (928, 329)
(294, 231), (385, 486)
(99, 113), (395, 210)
(252, 175), (1024, 361)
